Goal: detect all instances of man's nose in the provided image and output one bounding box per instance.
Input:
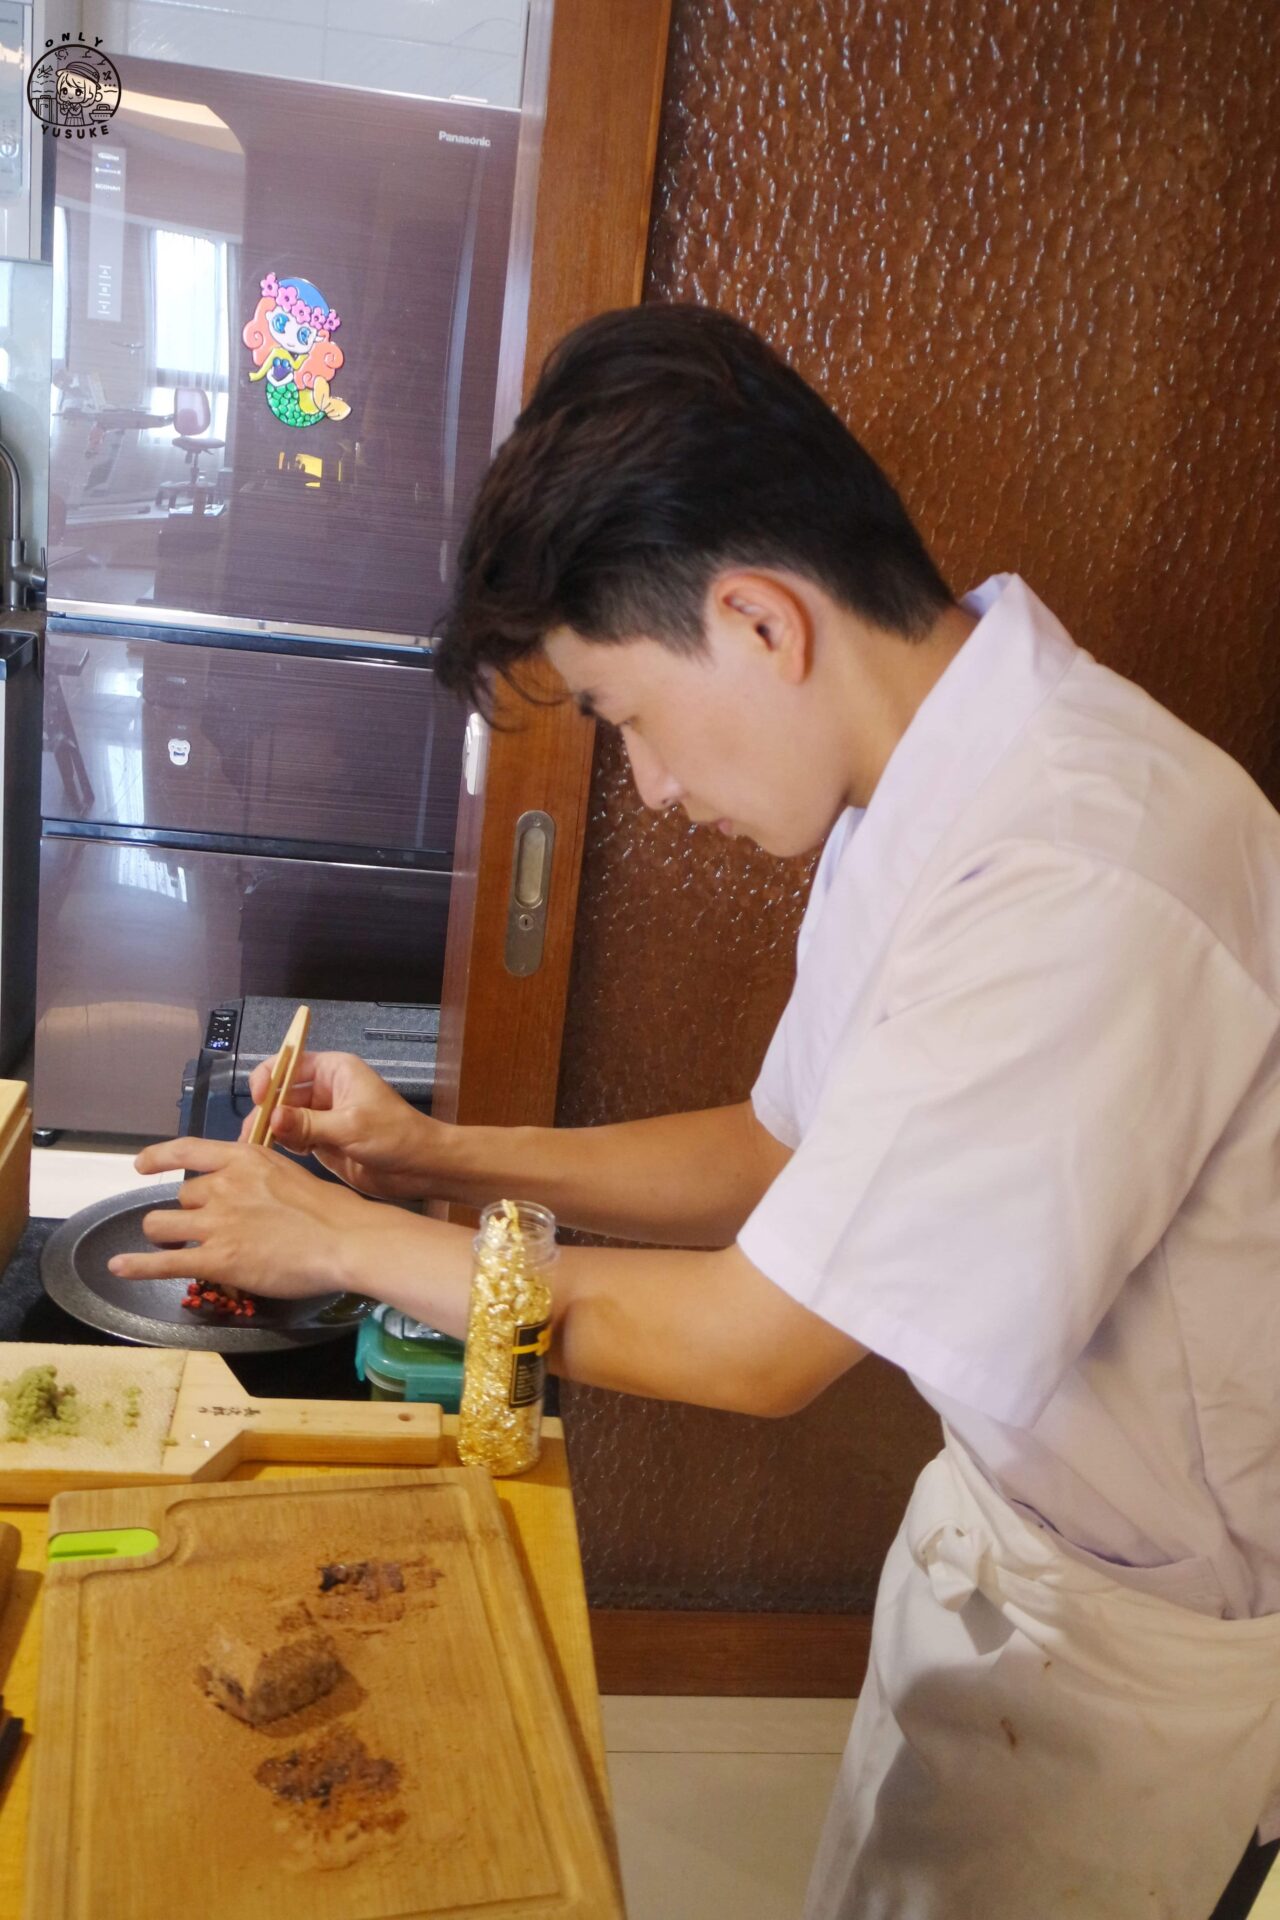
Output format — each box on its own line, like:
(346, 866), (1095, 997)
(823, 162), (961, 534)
(624, 731), (680, 812)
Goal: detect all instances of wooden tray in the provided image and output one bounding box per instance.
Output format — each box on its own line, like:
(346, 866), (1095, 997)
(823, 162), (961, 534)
(0, 1080), (31, 1277)
(0, 1346), (441, 1502)
(28, 1470), (623, 1919)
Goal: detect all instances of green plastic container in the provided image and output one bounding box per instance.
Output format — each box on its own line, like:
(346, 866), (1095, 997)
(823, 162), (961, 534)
(355, 1307), (465, 1413)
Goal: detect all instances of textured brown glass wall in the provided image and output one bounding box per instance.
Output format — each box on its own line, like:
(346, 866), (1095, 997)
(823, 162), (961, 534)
(557, 0), (1280, 1611)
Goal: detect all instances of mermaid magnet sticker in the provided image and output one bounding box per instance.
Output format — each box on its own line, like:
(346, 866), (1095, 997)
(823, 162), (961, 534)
(242, 271), (351, 428)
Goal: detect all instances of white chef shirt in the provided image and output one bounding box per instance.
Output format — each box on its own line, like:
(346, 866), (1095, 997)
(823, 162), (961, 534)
(739, 575), (1280, 1622)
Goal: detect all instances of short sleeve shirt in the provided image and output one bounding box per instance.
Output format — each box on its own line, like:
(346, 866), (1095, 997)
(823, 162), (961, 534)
(738, 576), (1280, 1619)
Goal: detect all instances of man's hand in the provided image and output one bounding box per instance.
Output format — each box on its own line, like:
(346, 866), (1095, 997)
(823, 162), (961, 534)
(107, 1138), (382, 1297)
(240, 1051), (448, 1202)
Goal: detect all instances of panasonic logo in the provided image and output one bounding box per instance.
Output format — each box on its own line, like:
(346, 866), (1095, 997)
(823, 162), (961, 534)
(439, 131), (491, 147)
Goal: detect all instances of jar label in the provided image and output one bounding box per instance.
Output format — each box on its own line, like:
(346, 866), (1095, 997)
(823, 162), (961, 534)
(509, 1319), (551, 1407)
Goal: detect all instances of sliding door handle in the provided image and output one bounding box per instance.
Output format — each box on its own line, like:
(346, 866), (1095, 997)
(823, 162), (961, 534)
(504, 808), (556, 976)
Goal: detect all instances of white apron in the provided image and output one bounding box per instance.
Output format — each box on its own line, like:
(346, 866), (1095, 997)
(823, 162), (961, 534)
(805, 1432), (1280, 1920)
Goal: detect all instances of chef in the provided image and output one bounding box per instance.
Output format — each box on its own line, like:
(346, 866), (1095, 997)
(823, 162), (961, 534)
(112, 303), (1280, 1919)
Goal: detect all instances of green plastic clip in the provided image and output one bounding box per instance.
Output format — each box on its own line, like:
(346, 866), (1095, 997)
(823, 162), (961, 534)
(47, 1528), (161, 1563)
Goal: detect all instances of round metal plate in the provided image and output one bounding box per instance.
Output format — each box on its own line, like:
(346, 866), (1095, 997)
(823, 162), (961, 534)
(40, 1184), (370, 1352)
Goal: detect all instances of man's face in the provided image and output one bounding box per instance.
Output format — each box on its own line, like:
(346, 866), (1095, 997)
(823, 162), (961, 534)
(544, 593), (845, 858)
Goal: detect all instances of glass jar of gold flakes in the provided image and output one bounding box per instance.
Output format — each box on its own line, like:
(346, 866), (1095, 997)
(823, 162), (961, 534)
(456, 1199), (555, 1476)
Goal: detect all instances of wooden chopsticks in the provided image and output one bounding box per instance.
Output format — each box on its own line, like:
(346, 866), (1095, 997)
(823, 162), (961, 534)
(221, 1005), (311, 1302)
(247, 1004), (311, 1149)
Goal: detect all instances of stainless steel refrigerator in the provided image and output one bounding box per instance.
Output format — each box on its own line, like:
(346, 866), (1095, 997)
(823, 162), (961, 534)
(34, 60), (519, 1134)
(0, 622), (39, 1075)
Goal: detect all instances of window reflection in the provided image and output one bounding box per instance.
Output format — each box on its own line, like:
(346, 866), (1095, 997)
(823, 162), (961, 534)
(103, 740), (145, 822)
(151, 227), (230, 440)
(153, 229), (224, 369)
(51, 206), (68, 371)
(112, 841), (188, 903)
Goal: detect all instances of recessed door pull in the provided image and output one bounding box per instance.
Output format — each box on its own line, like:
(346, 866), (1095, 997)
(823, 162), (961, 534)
(504, 809), (556, 976)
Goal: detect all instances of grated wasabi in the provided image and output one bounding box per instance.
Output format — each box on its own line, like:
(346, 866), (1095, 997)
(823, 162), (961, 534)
(1, 1364), (82, 1443)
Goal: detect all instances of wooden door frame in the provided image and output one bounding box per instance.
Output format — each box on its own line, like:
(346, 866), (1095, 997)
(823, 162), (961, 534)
(434, 0), (674, 1131)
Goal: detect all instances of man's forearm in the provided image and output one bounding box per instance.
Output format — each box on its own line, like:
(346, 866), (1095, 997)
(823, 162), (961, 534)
(425, 1100), (790, 1246)
(358, 1217), (748, 1403)
(347, 1205), (860, 1417)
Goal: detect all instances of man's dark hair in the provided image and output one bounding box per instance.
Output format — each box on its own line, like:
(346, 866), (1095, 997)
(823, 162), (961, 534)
(435, 303), (952, 712)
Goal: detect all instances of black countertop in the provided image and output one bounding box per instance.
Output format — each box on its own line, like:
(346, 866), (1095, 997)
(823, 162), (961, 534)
(0, 1218), (364, 1400)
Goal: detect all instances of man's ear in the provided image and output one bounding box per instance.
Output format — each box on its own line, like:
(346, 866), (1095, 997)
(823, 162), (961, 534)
(712, 572), (813, 685)
(723, 588), (775, 639)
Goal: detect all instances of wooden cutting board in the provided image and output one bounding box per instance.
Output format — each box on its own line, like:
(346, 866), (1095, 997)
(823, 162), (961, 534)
(0, 1345), (441, 1503)
(28, 1469), (623, 1919)
(0, 1079), (31, 1277)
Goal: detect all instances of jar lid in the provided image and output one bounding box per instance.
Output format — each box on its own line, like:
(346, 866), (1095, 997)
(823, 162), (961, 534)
(374, 1305), (459, 1344)
(474, 1198), (557, 1263)
(355, 1313), (465, 1405)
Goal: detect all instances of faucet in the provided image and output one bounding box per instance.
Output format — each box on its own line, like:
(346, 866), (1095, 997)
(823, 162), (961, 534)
(0, 436), (46, 613)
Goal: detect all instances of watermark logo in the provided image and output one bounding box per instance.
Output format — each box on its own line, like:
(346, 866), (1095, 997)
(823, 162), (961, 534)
(27, 36), (121, 140)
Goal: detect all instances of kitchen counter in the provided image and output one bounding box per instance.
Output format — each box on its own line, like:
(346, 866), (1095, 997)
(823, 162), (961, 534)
(0, 1416), (616, 1913)
(0, 1216), (389, 1400)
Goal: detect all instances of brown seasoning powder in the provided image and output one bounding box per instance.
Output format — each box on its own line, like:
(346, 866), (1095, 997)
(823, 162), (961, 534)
(254, 1722), (405, 1841)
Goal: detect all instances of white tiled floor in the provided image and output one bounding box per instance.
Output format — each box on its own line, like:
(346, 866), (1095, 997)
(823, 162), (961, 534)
(20, 1143), (1280, 1919)
(603, 1697), (848, 1920)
